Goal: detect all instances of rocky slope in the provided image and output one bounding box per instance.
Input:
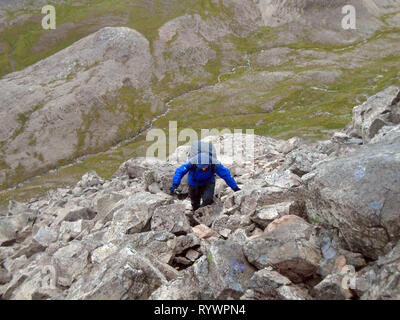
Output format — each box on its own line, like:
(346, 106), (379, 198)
(1, 0), (400, 196)
(0, 86), (399, 300)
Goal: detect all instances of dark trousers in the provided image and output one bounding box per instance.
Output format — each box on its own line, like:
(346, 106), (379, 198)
(189, 181), (215, 211)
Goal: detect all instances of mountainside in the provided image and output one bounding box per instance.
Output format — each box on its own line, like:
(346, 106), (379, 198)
(0, 0), (399, 199)
(0, 87), (399, 300)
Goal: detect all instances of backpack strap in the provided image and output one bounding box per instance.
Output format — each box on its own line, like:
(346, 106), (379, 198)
(209, 143), (212, 167)
(198, 141), (201, 166)
(190, 163), (198, 188)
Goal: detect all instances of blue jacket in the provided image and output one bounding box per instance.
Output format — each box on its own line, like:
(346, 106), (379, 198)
(172, 161), (238, 190)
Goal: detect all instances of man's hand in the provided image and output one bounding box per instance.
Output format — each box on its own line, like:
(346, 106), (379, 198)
(170, 184), (179, 194)
(233, 187), (241, 192)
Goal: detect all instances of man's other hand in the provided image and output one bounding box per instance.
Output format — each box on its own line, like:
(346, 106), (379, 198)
(170, 184), (179, 194)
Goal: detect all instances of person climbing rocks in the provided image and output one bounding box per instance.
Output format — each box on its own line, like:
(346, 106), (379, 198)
(170, 141), (240, 211)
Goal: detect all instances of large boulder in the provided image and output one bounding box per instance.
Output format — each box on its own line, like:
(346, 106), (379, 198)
(244, 215), (322, 283)
(195, 239), (256, 299)
(192, 203), (224, 227)
(151, 204), (191, 235)
(304, 138), (400, 260)
(64, 247), (169, 300)
(33, 226), (58, 247)
(250, 201), (306, 228)
(241, 268), (312, 300)
(123, 231), (177, 264)
(51, 241), (89, 287)
(103, 192), (171, 241)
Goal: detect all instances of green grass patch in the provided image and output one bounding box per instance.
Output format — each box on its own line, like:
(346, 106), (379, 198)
(10, 104), (45, 141)
(155, 52), (400, 141)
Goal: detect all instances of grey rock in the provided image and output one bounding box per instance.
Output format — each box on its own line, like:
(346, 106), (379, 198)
(59, 220), (91, 242)
(173, 256), (192, 266)
(113, 157), (190, 194)
(104, 192), (170, 241)
(33, 226), (58, 247)
(52, 241), (89, 287)
(212, 214), (253, 233)
(250, 201), (306, 228)
(193, 203), (224, 227)
(0, 214), (34, 246)
(361, 242), (400, 300)
(124, 231), (177, 264)
(369, 124), (400, 145)
(149, 267), (202, 300)
(244, 215), (321, 283)
(77, 171), (105, 189)
(1, 273), (29, 300)
(52, 205), (96, 226)
(346, 86), (400, 143)
(280, 147), (328, 177)
(304, 138), (400, 259)
(312, 274), (353, 300)
(241, 268), (312, 300)
(65, 247), (168, 300)
(151, 203), (191, 235)
(90, 242), (118, 264)
(175, 233), (201, 255)
(186, 249), (201, 262)
(199, 239), (256, 299)
(0, 268), (12, 285)
(7, 200), (34, 216)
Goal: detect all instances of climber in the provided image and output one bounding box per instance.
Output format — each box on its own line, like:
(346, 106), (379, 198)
(170, 141), (240, 211)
